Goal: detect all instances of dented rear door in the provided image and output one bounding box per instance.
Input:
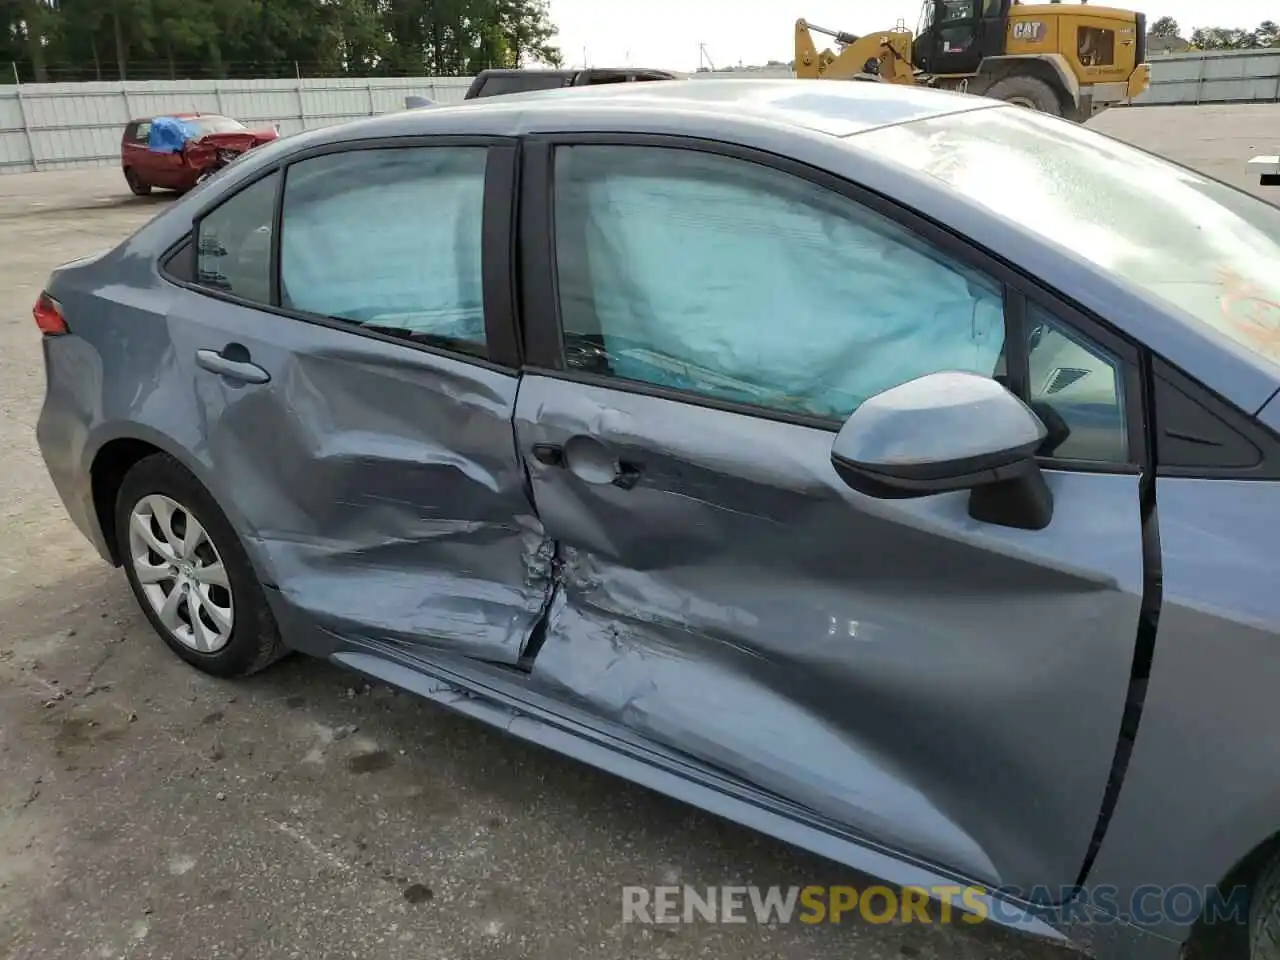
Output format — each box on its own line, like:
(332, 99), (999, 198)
(163, 140), (551, 662)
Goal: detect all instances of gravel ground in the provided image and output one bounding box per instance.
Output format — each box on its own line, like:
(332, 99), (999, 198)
(0, 104), (1276, 960)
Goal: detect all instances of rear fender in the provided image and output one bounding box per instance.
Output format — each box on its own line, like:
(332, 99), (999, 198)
(84, 421), (264, 571)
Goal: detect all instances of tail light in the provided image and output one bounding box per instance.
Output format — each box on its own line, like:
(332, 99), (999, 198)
(32, 292), (68, 336)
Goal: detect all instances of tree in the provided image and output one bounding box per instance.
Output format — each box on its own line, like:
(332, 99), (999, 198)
(148, 0), (219, 80)
(1189, 20), (1280, 50)
(1191, 26), (1251, 49)
(11, 0), (58, 82)
(3, 0), (561, 82)
(1150, 16), (1179, 37)
(1251, 20), (1280, 47)
(495, 0), (562, 67)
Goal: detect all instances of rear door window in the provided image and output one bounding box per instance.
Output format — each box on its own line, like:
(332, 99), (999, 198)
(277, 146), (489, 358)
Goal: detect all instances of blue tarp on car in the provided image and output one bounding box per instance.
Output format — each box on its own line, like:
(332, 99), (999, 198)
(148, 116), (196, 154)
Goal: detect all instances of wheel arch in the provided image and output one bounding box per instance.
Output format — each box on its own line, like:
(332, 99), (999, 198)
(1083, 750), (1280, 946)
(87, 426), (264, 580)
(1171, 828), (1280, 952)
(1220, 830), (1280, 906)
(974, 54), (1081, 116)
(92, 436), (164, 565)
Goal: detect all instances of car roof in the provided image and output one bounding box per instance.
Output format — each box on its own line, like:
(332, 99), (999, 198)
(323, 78), (993, 141)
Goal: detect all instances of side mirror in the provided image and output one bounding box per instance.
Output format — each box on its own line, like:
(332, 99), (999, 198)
(831, 371), (1054, 530)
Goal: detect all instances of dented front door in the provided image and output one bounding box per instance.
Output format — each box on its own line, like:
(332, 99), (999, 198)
(165, 143), (550, 662)
(511, 137), (1146, 896)
(514, 375), (1144, 895)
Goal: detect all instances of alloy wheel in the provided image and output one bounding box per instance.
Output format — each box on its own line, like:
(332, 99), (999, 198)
(127, 493), (234, 653)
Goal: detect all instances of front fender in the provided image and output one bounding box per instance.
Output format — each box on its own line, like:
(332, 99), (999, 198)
(1083, 476), (1280, 944)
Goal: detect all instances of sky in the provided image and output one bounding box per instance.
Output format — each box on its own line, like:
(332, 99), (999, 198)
(547, 0), (1275, 70)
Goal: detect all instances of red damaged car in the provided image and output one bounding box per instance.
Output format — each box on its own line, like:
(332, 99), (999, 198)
(121, 113), (277, 196)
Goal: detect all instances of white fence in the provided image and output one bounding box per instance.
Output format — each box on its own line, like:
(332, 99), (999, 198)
(0, 76), (473, 174)
(1139, 48), (1280, 106)
(3, 52), (1280, 174)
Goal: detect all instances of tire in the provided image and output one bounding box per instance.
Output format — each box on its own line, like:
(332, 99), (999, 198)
(982, 74), (1065, 116)
(114, 453), (287, 678)
(124, 168), (152, 197)
(1252, 854), (1280, 959)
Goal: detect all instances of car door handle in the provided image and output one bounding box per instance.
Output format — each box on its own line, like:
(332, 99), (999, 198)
(531, 440), (644, 489)
(195, 348), (270, 384)
(611, 460), (644, 490)
(531, 443), (565, 467)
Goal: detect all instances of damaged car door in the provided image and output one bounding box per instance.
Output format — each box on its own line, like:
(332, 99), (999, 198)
(513, 139), (1147, 896)
(162, 140), (552, 663)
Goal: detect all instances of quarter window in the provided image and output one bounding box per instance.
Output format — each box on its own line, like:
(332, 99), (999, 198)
(1026, 304), (1128, 462)
(552, 145), (1006, 422)
(194, 170), (278, 305)
(278, 147), (488, 358)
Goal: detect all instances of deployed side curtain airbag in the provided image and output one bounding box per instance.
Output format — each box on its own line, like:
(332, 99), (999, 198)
(279, 148), (487, 348)
(555, 147), (1005, 421)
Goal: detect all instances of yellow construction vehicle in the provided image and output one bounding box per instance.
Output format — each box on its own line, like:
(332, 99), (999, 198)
(796, 0), (1150, 121)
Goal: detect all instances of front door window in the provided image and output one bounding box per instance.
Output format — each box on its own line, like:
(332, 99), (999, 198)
(552, 144), (1006, 422)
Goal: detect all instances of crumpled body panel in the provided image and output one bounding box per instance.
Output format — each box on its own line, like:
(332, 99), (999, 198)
(516, 374), (1144, 893)
(167, 289), (554, 662)
(534, 572), (1000, 879)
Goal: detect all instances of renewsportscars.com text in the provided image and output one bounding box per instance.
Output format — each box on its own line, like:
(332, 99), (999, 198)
(621, 884), (1251, 926)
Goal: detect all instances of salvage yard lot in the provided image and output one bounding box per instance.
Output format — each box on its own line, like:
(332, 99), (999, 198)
(1, 103), (1277, 960)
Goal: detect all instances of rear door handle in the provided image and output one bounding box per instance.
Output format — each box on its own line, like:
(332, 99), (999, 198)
(195, 347), (270, 384)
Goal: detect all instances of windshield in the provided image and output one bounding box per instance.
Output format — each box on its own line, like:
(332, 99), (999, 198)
(187, 116), (247, 136)
(858, 106), (1280, 368)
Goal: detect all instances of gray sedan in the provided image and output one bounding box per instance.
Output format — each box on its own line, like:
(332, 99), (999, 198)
(32, 79), (1280, 960)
